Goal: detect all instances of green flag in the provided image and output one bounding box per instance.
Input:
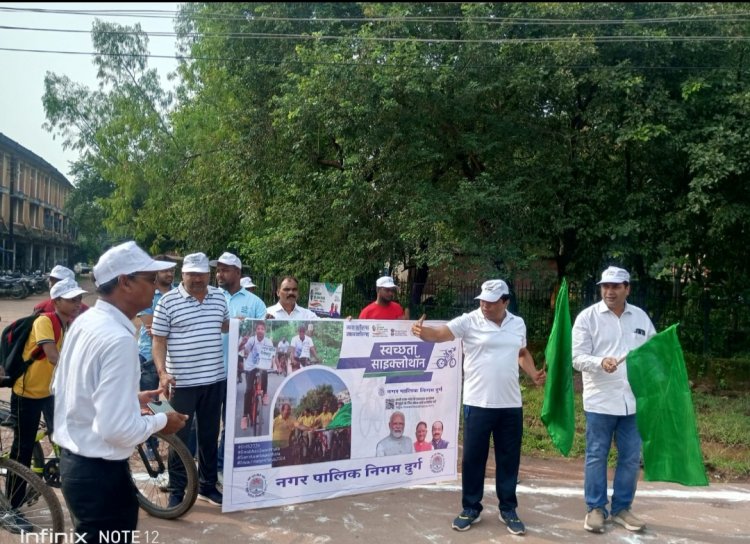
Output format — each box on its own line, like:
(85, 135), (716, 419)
(626, 324), (709, 486)
(541, 278), (575, 456)
(327, 402), (351, 429)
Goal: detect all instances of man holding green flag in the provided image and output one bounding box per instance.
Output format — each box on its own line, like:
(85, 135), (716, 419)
(572, 266), (656, 534)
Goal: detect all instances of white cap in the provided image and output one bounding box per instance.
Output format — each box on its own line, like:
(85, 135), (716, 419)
(240, 277), (256, 288)
(50, 265), (75, 281)
(182, 252), (210, 273)
(50, 278), (88, 299)
(597, 266), (630, 285)
(93, 241), (176, 287)
(475, 279), (510, 302)
(209, 252), (242, 270)
(376, 276), (398, 289)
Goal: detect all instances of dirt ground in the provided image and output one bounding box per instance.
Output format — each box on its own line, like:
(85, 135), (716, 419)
(1, 283), (749, 543)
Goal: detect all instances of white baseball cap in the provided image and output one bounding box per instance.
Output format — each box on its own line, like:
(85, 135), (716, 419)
(597, 266), (630, 285)
(182, 252), (210, 273)
(240, 277), (256, 288)
(376, 276), (398, 289)
(209, 252), (242, 270)
(50, 265), (75, 281)
(50, 278), (88, 299)
(93, 241), (175, 287)
(475, 279), (510, 302)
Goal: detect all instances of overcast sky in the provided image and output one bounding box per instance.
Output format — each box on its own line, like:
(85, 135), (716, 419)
(0, 2), (181, 179)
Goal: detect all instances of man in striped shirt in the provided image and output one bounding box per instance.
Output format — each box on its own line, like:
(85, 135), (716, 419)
(152, 252), (229, 508)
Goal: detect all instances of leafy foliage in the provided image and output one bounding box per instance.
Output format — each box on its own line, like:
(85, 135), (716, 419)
(44, 3), (750, 300)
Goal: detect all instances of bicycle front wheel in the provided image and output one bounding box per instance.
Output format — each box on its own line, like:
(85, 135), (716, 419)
(0, 457), (65, 539)
(128, 432), (198, 519)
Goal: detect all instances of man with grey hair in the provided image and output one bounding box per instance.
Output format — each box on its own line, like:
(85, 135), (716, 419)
(375, 411), (413, 456)
(152, 252), (229, 508)
(52, 241), (187, 542)
(573, 266), (656, 534)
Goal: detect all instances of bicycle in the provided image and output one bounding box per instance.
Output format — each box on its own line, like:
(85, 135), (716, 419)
(2, 400), (198, 521)
(249, 369), (266, 437)
(0, 457), (65, 538)
(0, 400), (60, 487)
(127, 431), (198, 519)
(436, 346), (458, 368)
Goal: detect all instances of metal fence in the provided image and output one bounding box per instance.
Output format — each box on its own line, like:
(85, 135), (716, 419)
(246, 275), (750, 358)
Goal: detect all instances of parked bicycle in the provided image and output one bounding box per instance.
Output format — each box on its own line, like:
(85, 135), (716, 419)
(0, 403), (64, 539)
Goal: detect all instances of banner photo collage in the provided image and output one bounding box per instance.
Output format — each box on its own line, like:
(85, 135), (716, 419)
(222, 318), (461, 512)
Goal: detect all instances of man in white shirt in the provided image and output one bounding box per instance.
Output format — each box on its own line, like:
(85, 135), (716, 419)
(52, 241), (187, 543)
(412, 280), (545, 536)
(290, 325), (319, 370)
(572, 266), (656, 534)
(266, 276), (320, 320)
(375, 411), (413, 456)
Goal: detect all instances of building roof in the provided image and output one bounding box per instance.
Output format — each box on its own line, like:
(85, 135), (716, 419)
(0, 132), (74, 189)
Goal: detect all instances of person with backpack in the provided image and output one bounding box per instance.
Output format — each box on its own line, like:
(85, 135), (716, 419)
(33, 265), (90, 317)
(5, 277), (87, 530)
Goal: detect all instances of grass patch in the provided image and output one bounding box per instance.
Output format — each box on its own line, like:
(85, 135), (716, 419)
(515, 381), (750, 481)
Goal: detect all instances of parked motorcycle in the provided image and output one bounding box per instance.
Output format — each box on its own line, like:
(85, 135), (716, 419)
(0, 276), (28, 299)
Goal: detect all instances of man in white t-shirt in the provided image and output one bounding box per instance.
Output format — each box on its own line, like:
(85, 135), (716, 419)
(290, 325), (319, 370)
(412, 279), (545, 536)
(241, 321), (274, 430)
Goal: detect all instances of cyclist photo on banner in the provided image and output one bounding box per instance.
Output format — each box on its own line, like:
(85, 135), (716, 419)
(270, 368), (351, 468)
(239, 321), (275, 436)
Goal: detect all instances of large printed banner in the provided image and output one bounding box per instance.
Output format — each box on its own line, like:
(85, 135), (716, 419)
(223, 318), (461, 512)
(307, 282), (343, 318)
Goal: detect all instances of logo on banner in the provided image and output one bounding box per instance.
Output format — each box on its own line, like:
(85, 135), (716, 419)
(370, 324), (389, 337)
(246, 473), (267, 497)
(390, 328), (408, 337)
(430, 452), (445, 474)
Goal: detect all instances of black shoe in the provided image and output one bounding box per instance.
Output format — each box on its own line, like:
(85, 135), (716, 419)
(452, 508), (481, 531)
(167, 494), (184, 509)
(198, 487), (223, 506)
(499, 509), (526, 535)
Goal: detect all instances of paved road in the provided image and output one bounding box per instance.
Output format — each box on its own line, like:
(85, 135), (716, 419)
(1, 285), (749, 543)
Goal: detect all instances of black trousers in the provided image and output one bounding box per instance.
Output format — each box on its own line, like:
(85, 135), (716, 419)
(169, 380), (225, 496)
(461, 405), (523, 513)
(60, 449), (139, 544)
(8, 393), (53, 508)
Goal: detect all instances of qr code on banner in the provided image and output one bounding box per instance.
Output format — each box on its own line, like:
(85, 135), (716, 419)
(385, 398), (395, 409)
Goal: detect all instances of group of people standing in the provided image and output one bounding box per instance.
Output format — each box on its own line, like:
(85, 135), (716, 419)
(413, 266), (654, 537)
(5, 236), (655, 541)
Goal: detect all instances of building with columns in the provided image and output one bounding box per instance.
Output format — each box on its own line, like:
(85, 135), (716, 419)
(0, 133), (75, 272)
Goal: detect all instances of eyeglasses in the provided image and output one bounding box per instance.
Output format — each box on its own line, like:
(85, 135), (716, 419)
(127, 272), (157, 284)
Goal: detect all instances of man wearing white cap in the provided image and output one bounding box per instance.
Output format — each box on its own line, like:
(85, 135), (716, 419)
(52, 241), (187, 542)
(240, 276), (257, 292)
(412, 279), (546, 535)
(572, 266), (656, 534)
(152, 252), (229, 507)
(209, 252), (265, 477)
(359, 276), (407, 319)
(33, 265), (90, 316)
(5, 278), (87, 531)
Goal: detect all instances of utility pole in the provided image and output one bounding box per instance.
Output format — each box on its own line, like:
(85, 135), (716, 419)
(8, 155), (16, 271)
